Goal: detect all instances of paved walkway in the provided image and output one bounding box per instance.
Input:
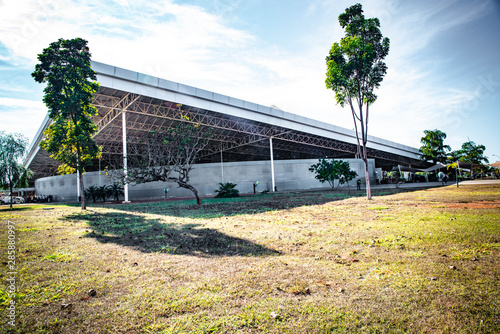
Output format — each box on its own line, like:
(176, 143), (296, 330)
(455, 179), (500, 186)
(298, 179), (500, 195)
(367, 179), (500, 190)
(370, 181), (444, 190)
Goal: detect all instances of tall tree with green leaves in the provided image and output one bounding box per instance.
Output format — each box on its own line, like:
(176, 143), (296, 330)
(325, 3), (390, 200)
(419, 129), (451, 164)
(0, 132), (32, 209)
(32, 38), (101, 209)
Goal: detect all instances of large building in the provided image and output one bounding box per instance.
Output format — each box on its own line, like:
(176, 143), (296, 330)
(25, 62), (424, 202)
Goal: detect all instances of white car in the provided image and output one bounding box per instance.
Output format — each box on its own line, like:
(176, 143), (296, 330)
(1, 196), (25, 204)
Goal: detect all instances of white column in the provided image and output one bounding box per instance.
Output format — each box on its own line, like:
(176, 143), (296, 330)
(76, 170), (80, 201)
(270, 137), (275, 192)
(98, 159), (101, 186)
(220, 149), (224, 183)
(122, 110), (130, 202)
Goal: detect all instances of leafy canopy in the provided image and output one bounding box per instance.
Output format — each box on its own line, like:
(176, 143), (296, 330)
(419, 129), (451, 164)
(452, 141), (488, 165)
(32, 38), (101, 174)
(325, 3), (390, 108)
(309, 158), (357, 190)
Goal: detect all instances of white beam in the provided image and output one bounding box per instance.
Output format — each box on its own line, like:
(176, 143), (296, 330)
(76, 170), (80, 201)
(220, 149), (224, 183)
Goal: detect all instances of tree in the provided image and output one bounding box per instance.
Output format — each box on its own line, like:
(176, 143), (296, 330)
(32, 38), (101, 210)
(453, 141), (488, 165)
(447, 141), (488, 180)
(419, 129), (451, 164)
(325, 3), (390, 200)
(126, 112), (212, 205)
(309, 158), (358, 190)
(0, 132), (32, 209)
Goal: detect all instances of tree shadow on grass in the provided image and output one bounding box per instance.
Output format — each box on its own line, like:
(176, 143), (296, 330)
(64, 211), (278, 257)
(107, 193), (343, 219)
(0, 205), (42, 212)
(105, 188), (419, 219)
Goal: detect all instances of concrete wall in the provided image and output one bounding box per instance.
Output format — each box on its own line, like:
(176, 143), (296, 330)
(35, 158), (376, 202)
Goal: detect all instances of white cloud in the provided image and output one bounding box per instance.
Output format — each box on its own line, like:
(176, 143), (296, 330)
(0, 105), (46, 141)
(0, 97), (45, 109)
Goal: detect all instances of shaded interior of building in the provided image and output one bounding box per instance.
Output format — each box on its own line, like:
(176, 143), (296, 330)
(27, 86), (426, 187)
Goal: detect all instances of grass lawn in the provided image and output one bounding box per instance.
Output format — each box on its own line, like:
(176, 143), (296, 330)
(1, 184), (499, 333)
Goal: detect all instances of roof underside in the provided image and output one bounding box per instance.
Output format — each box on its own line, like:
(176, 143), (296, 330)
(26, 63), (425, 181)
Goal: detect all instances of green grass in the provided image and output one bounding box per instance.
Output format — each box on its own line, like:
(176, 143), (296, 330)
(1, 184), (499, 333)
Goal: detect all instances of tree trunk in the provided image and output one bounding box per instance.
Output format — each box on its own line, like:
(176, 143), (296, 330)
(363, 156), (372, 200)
(9, 181), (13, 209)
(177, 181), (201, 205)
(189, 185), (201, 205)
(348, 100), (372, 200)
(76, 147), (86, 210)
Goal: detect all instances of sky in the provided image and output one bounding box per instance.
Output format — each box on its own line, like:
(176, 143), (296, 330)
(0, 0), (499, 162)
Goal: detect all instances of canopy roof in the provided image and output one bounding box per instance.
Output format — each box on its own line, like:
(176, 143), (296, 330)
(25, 61), (426, 181)
(394, 161), (485, 173)
(455, 161), (484, 170)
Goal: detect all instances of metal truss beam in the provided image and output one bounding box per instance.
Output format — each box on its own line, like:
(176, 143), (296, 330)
(89, 89), (425, 171)
(94, 93), (141, 135)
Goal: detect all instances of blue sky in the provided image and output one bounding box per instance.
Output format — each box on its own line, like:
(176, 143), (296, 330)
(1, 0), (499, 162)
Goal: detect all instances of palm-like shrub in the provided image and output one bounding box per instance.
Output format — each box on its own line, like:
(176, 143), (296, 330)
(215, 182), (239, 198)
(84, 185), (99, 203)
(96, 185), (109, 202)
(107, 182), (124, 202)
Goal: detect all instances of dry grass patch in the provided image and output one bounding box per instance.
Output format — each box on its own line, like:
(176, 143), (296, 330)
(1, 184), (499, 333)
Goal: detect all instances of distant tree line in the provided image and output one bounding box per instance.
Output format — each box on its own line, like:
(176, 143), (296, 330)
(419, 129), (493, 176)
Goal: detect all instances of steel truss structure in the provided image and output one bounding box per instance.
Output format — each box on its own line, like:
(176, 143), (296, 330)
(26, 63), (425, 182)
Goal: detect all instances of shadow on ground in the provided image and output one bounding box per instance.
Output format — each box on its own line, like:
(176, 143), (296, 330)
(104, 188), (427, 219)
(64, 211), (277, 257)
(0, 205), (41, 212)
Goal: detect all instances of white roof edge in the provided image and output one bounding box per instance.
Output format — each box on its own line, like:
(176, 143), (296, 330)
(90, 61), (420, 158)
(24, 113), (51, 166)
(26, 61), (419, 165)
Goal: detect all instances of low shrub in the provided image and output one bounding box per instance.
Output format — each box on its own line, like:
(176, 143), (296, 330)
(215, 182), (239, 198)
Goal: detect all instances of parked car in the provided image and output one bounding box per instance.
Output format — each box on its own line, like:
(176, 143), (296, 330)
(1, 196), (25, 204)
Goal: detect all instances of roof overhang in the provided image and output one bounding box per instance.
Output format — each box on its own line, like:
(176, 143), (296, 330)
(25, 61), (424, 180)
